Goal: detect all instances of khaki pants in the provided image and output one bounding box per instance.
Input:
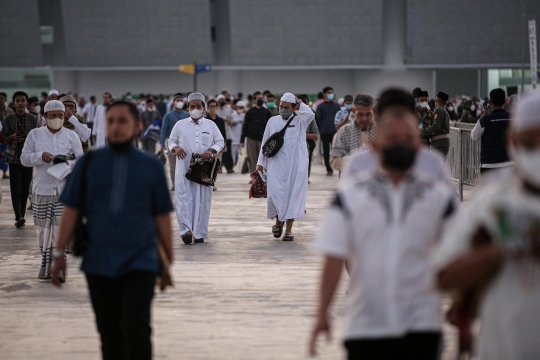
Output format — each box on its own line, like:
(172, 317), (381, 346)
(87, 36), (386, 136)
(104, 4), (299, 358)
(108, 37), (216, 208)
(167, 153), (176, 188)
(246, 138), (262, 174)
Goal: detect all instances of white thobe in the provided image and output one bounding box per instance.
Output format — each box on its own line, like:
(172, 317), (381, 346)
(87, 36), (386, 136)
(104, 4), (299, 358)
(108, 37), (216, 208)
(230, 111), (244, 145)
(66, 115), (91, 142)
(168, 117), (224, 239)
(257, 102), (314, 220)
(92, 104), (107, 148)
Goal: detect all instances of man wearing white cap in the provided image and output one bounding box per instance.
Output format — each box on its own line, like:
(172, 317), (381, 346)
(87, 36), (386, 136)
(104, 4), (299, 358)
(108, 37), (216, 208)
(256, 92), (314, 241)
(48, 90), (59, 101)
(21, 100), (84, 281)
(168, 92), (224, 244)
(92, 92), (113, 148)
(433, 92), (540, 359)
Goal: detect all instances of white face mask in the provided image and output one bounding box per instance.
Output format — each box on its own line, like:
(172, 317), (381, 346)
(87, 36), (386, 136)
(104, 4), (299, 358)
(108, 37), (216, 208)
(174, 101), (184, 110)
(35, 105), (41, 113)
(447, 106), (454, 112)
(470, 105), (476, 112)
(47, 117), (64, 130)
(419, 102), (429, 109)
(190, 109), (204, 119)
(514, 147), (540, 187)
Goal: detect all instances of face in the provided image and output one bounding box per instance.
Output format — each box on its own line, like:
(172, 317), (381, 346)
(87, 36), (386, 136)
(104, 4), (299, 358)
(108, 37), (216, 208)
(208, 102), (218, 114)
(371, 107), (420, 157)
(45, 110), (64, 120)
(188, 100), (205, 111)
(279, 101), (296, 112)
(354, 105), (374, 130)
(106, 105), (142, 143)
(14, 96), (27, 112)
(63, 102), (77, 116)
(174, 98), (183, 107)
(102, 93), (112, 104)
(267, 96), (275, 103)
(147, 101), (155, 109)
(48, 94), (58, 100)
(28, 102), (39, 112)
(325, 90), (334, 101)
(512, 128), (540, 152)
(255, 95), (264, 104)
(236, 106), (245, 113)
(418, 96), (429, 104)
(344, 100), (353, 107)
(0, 94), (6, 106)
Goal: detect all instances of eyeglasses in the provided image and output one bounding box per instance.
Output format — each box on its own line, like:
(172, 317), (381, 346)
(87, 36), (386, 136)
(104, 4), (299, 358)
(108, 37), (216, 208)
(208, 105), (217, 108)
(64, 105), (76, 110)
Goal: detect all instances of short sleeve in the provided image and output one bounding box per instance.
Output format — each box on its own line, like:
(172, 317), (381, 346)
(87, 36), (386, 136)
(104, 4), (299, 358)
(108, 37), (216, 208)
(314, 193), (351, 258)
(59, 153), (87, 208)
(479, 116), (486, 128)
(151, 162), (174, 215)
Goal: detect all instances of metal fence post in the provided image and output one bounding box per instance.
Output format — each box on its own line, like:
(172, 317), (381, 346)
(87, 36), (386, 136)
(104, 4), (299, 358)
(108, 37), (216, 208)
(458, 128), (464, 201)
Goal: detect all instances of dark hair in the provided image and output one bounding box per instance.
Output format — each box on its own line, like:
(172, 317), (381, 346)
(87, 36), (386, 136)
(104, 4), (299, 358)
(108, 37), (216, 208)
(253, 91), (261, 97)
(354, 94), (374, 107)
(489, 88), (506, 107)
(232, 99), (239, 105)
(322, 86), (333, 94)
(90, 95), (96, 101)
(298, 94), (309, 105)
(146, 98), (154, 104)
(0, 92), (7, 98)
(412, 87), (422, 98)
(13, 91), (29, 102)
(317, 92), (324, 100)
(376, 88), (415, 115)
(267, 94), (275, 100)
(103, 92), (112, 98)
(106, 100), (141, 122)
(207, 99), (218, 106)
(263, 90), (271, 96)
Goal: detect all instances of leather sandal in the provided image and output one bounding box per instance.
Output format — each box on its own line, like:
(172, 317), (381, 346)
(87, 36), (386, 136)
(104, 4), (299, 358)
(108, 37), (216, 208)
(272, 222), (284, 238)
(282, 234), (294, 242)
(181, 232), (193, 245)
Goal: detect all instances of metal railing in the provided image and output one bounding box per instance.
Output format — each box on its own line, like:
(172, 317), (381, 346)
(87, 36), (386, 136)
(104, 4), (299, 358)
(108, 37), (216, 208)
(448, 123), (481, 200)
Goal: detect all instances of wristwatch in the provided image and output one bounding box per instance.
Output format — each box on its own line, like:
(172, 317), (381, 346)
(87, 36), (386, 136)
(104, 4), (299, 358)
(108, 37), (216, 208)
(208, 148), (217, 154)
(53, 249), (66, 259)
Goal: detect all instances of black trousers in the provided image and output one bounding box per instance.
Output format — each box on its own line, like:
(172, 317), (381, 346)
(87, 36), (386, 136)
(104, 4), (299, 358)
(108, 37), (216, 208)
(223, 139), (234, 172)
(344, 332), (441, 360)
(308, 151), (313, 178)
(320, 134), (334, 173)
(8, 163), (33, 220)
(86, 271), (156, 360)
(87, 123), (94, 145)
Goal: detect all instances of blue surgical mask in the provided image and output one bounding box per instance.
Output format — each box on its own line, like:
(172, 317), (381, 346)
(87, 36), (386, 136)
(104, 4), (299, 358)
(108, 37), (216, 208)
(345, 104), (353, 110)
(327, 93), (335, 101)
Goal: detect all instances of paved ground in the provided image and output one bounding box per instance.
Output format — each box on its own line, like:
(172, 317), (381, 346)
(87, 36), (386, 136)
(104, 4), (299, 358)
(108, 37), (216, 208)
(0, 157), (471, 360)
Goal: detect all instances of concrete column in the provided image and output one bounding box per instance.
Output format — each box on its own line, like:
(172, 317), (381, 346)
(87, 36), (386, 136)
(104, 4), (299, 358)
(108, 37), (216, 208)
(382, 0), (407, 67)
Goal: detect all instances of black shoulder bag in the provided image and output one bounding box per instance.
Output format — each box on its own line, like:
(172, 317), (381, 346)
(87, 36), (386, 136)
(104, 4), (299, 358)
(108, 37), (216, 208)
(261, 115), (295, 158)
(71, 151), (93, 257)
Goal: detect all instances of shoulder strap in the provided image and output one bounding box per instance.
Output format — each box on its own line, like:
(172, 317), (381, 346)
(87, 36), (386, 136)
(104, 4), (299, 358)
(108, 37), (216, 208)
(278, 115), (296, 135)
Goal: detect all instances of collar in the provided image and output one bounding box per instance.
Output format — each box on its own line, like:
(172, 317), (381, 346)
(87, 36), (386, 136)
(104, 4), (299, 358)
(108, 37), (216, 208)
(46, 126), (64, 135)
(190, 117), (204, 124)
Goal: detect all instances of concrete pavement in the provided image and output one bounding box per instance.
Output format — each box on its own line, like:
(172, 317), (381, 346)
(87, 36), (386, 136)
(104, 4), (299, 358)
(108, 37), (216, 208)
(0, 157), (467, 360)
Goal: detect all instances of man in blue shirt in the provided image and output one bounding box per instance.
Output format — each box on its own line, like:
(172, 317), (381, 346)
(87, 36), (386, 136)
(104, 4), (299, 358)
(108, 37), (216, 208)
(316, 86), (341, 176)
(160, 92), (189, 190)
(51, 100), (174, 360)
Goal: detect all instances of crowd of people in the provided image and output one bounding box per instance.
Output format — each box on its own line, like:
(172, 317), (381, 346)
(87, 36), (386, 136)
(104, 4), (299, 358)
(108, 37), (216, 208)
(0, 83), (539, 360)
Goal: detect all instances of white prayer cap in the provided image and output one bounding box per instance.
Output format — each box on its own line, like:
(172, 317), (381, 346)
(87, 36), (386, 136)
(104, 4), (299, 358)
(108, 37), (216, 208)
(236, 101), (246, 107)
(512, 92), (540, 132)
(44, 100), (65, 113)
(48, 89), (59, 96)
(187, 92), (206, 106)
(280, 92), (296, 104)
(216, 94), (226, 101)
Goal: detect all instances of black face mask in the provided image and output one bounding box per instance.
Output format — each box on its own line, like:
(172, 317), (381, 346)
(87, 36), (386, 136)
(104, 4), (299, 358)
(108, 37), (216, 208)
(382, 145), (417, 171)
(256, 99), (264, 107)
(219, 102), (225, 107)
(108, 138), (134, 153)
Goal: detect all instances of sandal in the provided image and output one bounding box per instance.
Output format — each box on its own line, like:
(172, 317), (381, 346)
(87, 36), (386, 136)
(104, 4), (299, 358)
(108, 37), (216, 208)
(194, 238), (204, 243)
(272, 222), (284, 238)
(181, 232), (193, 245)
(57, 271), (66, 284)
(282, 234), (295, 242)
(15, 218), (26, 228)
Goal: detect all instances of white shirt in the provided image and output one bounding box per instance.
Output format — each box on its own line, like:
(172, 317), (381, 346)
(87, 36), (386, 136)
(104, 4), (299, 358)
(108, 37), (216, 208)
(432, 172), (540, 359)
(342, 147), (454, 187)
(167, 117), (225, 163)
(20, 126), (84, 195)
(230, 111), (245, 145)
(315, 170), (457, 340)
(92, 104), (107, 148)
(217, 107), (233, 140)
(82, 102), (96, 123)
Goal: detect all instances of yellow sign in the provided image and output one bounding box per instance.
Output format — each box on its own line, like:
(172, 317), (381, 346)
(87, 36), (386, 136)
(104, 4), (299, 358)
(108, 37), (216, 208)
(178, 64), (195, 75)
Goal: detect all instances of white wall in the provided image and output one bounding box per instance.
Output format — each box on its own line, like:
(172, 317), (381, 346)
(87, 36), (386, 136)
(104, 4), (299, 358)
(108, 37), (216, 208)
(353, 69), (434, 97)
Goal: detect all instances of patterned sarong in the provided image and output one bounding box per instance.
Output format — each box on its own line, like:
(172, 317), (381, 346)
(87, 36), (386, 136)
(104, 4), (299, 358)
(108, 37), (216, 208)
(31, 194), (63, 279)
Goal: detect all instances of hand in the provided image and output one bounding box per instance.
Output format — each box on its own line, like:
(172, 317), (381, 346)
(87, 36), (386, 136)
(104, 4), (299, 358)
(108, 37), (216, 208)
(240, 143), (245, 148)
(256, 165), (264, 172)
(65, 108), (74, 119)
(160, 146), (166, 153)
(203, 150), (214, 161)
(6, 133), (23, 143)
(309, 315), (332, 357)
(51, 257), (66, 288)
(42, 152), (55, 163)
(172, 146), (186, 160)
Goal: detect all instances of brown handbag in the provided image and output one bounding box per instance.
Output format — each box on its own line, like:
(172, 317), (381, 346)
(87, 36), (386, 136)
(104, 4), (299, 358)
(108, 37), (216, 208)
(185, 153), (221, 187)
(249, 171), (267, 199)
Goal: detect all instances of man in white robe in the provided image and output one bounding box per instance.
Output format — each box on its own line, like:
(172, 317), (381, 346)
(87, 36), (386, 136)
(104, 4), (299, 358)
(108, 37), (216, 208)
(92, 92), (112, 148)
(21, 100), (84, 281)
(168, 92), (224, 244)
(257, 93), (314, 241)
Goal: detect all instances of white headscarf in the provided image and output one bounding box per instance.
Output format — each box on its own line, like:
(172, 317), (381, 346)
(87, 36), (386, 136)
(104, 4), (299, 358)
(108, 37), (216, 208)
(280, 92), (296, 104)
